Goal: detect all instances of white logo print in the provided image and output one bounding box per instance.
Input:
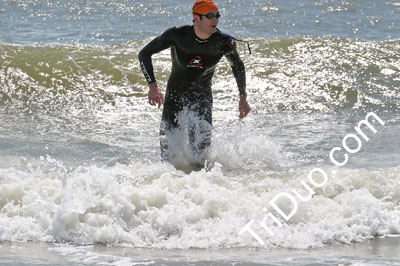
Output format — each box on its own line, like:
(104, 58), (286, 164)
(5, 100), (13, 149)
(188, 56), (204, 69)
(192, 59), (201, 64)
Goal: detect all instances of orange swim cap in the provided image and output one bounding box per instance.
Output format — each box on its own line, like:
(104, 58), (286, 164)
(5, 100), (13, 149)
(192, 0), (219, 15)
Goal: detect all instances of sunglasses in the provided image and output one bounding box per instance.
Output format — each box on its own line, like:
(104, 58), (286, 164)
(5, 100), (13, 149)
(193, 12), (221, 19)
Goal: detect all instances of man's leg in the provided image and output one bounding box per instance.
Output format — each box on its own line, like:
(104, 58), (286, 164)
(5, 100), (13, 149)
(188, 97), (213, 164)
(188, 119), (212, 157)
(159, 120), (170, 162)
(160, 95), (181, 162)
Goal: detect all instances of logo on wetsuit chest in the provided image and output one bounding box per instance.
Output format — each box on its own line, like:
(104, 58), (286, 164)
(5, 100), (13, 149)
(188, 56), (204, 69)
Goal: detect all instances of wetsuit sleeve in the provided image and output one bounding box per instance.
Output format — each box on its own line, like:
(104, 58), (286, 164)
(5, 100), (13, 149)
(224, 39), (247, 96)
(138, 27), (176, 84)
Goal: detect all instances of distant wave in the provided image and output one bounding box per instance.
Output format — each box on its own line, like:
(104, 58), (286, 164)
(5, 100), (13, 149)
(1, 37), (399, 113)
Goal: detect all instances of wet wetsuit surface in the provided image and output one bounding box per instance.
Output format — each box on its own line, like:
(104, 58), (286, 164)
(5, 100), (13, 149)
(138, 25), (246, 161)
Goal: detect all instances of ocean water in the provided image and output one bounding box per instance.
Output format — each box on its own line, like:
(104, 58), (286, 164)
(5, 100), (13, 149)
(1, 0), (400, 265)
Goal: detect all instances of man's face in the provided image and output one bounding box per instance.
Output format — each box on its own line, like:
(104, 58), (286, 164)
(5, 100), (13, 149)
(196, 10), (219, 36)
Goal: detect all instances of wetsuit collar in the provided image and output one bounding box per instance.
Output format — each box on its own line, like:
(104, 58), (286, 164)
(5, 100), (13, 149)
(192, 25), (211, 44)
(195, 36), (208, 43)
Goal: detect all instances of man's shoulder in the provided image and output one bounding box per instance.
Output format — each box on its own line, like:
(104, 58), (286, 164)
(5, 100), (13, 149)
(214, 29), (236, 51)
(215, 29), (234, 41)
(157, 25), (191, 44)
(176, 25), (192, 33)
(162, 25), (192, 37)
(215, 29), (232, 38)
(215, 29), (236, 47)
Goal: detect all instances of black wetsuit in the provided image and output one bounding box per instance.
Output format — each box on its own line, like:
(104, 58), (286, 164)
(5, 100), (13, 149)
(138, 25), (246, 162)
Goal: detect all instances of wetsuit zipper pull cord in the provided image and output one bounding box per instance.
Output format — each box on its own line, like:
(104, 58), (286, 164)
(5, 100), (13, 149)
(233, 38), (252, 55)
(215, 28), (252, 54)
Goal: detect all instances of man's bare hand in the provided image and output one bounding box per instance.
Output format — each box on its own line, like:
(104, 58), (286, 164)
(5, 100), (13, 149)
(148, 82), (164, 108)
(239, 95), (251, 119)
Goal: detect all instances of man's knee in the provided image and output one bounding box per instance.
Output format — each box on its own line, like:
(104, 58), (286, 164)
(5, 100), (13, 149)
(188, 118), (212, 153)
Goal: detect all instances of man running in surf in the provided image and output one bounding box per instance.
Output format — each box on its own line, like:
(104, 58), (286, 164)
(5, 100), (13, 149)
(138, 0), (251, 166)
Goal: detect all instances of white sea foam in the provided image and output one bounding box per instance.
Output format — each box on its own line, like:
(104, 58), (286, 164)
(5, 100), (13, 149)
(1, 155), (399, 249)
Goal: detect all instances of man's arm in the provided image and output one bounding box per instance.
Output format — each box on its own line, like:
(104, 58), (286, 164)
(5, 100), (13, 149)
(138, 27), (175, 108)
(225, 40), (251, 119)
